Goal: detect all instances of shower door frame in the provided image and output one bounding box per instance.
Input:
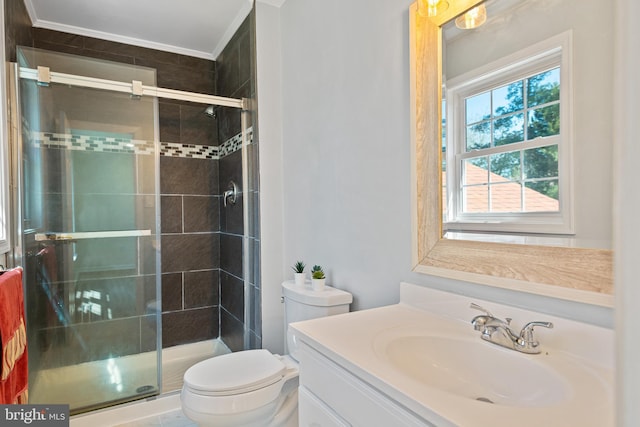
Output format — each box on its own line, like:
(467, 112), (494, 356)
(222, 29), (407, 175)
(9, 61), (252, 410)
(13, 64), (250, 266)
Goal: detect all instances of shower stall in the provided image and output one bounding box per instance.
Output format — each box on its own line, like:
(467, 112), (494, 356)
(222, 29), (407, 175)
(8, 45), (258, 414)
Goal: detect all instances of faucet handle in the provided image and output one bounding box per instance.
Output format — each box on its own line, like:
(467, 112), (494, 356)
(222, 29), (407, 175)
(470, 303), (499, 331)
(223, 181), (238, 207)
(470, 302), (494, 317)
(520, 321), (554, 340)
(517, 321), (554, 353)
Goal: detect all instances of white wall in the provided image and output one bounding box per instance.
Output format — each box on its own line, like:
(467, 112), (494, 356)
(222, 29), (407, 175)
(257, 0), (614, 358)
(614, 0), (640, 424)
(255, 1), (286, 354)
(278, 0), (415, 312)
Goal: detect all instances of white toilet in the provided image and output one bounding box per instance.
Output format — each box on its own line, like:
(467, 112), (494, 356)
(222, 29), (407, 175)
(181, 280), (353, 426)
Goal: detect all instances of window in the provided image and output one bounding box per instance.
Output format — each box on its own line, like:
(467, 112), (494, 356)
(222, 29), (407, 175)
(444, 33), (572, 236)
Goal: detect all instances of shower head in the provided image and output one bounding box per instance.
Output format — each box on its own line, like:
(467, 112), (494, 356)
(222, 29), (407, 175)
(204, 105), (216, 118)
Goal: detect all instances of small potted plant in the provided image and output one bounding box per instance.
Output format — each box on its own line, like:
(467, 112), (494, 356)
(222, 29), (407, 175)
(310, 265), (326, 291)
(292, 261), (306, 286)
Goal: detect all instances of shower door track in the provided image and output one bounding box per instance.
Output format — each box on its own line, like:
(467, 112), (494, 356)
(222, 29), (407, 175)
(19, 66), (248, 110)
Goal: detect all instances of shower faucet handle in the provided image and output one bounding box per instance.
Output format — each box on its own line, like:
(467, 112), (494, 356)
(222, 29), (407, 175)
(223, 181), (238, 207)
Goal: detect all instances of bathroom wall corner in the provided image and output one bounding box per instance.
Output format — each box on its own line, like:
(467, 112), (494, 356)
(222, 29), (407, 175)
(255, 2), (285, 354)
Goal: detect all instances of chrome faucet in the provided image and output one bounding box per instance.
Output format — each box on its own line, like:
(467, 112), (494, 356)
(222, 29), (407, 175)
(470, 303), (553, 354)
(223, 181), (238, 207)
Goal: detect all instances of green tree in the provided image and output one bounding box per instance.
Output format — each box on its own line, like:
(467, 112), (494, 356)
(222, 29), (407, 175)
(467, 69), (560, 200)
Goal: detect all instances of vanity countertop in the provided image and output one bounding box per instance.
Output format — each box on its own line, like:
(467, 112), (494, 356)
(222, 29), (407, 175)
(290, 282), (614, 427)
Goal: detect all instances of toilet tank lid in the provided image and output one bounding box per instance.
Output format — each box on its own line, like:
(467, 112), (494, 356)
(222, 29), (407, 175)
(282, 281), (353, 306)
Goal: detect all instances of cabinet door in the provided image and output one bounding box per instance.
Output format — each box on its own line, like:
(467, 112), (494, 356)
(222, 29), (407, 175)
(299, 386), (351, 427)
(299, 342), (434, 427)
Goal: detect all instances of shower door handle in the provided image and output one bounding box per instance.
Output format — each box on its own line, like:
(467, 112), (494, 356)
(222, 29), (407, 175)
(35, 230), (152, 241)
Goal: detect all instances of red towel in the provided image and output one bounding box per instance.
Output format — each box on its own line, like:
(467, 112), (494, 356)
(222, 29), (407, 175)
(0, 268), (28, 404)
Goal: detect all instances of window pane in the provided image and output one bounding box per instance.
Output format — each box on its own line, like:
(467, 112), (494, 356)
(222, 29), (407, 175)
(466, 121), (490, 151)
(527, 104), (560, 138)
(527, 68), (560, 107)
(524, 145), (558, 179)
(465, 92), (491, 124)
(464, 157), (488, 185)
(463, 185), (488, 213)
(490, 151), (521, 182)
(493, 81), (523, 117)
(494, 113), (524, 146)
(490, 182), (522, 212)
(525, 180), (559, 212)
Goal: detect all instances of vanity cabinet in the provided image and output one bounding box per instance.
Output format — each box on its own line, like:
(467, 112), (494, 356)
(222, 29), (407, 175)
(298, 387), (349, 427)
(297, 341), (435, 427)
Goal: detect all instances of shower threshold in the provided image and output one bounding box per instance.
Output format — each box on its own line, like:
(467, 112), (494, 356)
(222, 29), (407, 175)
(31, 339), (230, 415)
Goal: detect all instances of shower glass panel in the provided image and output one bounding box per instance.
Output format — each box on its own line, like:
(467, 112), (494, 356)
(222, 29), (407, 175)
(15, 47), (161, 413)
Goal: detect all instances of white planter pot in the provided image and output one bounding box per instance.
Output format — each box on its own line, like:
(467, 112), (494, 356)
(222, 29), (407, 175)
(311, 278), (326, 291)
(294, 273), (306, 286)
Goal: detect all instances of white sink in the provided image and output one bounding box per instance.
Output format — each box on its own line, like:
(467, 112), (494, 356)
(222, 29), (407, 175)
(378, 334), (569, 407)
(292, 283), (614, 426)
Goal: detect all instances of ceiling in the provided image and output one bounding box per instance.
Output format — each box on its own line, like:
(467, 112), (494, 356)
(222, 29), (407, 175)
(23, 0), (255, 60)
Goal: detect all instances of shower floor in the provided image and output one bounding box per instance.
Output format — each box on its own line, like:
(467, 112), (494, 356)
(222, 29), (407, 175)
(33, 339), (230, 414)
(71, 393), (186, 427)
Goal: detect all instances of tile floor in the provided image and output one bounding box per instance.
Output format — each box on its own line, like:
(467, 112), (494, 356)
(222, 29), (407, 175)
(114, 409), (195, 427)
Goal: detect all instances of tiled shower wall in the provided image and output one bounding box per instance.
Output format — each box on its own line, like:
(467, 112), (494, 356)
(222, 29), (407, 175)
(5, 1), (260, 351)
(216, 12), (261, 351)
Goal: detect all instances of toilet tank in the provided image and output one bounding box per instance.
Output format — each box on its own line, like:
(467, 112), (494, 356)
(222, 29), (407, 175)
(281, 281), (352, 360)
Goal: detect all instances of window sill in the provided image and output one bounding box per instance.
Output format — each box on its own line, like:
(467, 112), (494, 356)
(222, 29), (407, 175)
(443, 231), (610, 250)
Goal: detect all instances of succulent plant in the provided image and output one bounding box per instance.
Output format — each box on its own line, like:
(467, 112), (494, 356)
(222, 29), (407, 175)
(311, 265), (325, 279)
(292, 261), (306, 273)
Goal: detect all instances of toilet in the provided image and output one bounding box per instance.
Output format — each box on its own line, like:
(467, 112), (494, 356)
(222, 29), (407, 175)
(181, 280), (353, 426)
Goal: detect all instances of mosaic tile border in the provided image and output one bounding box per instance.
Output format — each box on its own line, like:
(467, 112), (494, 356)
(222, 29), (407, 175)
(159, 143), (219, 159)
(32, 132), (155, 155)
(222, 126), (253, 156)
(219, 127), (254, 157)
(30, 127), (254, 160)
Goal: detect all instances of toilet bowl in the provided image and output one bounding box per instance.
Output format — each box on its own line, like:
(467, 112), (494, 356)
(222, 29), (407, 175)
(181, 281), (353, 427)
(181, 350), (299, 427)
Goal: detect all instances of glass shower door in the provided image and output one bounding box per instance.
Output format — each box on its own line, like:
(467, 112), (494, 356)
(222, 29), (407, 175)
(14, 48), (161, 413)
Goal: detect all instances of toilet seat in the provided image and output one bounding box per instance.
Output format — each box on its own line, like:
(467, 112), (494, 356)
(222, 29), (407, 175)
(182, 350), (299, 417)
(184, 349), (286, 396)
